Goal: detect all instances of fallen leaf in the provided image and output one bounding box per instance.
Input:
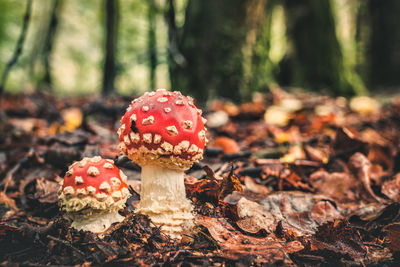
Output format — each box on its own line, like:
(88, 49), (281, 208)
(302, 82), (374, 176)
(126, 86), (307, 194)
(214, 136), (240, 154)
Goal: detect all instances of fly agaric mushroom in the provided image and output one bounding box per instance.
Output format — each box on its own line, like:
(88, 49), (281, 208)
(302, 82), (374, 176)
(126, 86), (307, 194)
(118, 89), (207, 238)
(58, 156), (131, 233)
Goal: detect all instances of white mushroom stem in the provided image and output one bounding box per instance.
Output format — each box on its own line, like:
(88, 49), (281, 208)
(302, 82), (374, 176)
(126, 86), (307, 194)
(136, 164), (194, 239)
(69, 211), (125, 233)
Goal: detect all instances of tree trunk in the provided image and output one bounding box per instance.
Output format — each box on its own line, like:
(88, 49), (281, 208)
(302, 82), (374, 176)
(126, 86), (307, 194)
(357, 0), (400, 88)
(102, 0), (118, 95)
(279, 0), (356, 96)
(38, 0), (62, 91)
(0, 0), (32, 96)
(169, 0), (270, 103)
(147, 0), (157, 90)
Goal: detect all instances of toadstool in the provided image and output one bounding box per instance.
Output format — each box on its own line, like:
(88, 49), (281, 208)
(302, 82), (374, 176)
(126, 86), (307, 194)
(118, 89), (207, 238)
(58, 156), (131, 233)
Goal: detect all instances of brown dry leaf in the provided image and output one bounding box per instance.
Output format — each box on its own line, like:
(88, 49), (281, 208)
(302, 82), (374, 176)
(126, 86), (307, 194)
(218, 168), (243, 200)
(236, 197), (275, 234)
(348, 152), (384, 202)
(259, 192), (342, 235)
(381, 173), (400, 202)
(383, 222), (400, 253)
(244, 176), (270, 195)
(310, 170), (358, 203)
(186, 165), (242, 205)
(195, 215), (293, 264)
(0, 192), (17, 210)
(214, 136), (240, 154)
(304, 145), (329, 164)
(299, 220), (366, 262)
(332, 127), (369, 160)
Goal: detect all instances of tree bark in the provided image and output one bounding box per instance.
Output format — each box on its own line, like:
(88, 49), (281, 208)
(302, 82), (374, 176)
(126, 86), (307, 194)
(102, 0), (119, 95)
(0, 0), (33, 96)
(38, 0), (62, 91)
(279, 0), (356, 95)
(356, 0), (400, 88)
(147, 0), (157, 90)
(169, 0), (270, 103)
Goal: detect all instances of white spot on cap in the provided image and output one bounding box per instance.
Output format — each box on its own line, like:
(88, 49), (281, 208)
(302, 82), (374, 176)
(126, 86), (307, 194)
(142, 106), (149, 112)
(120, 124), (126, 131)
(157, 97), (168, 103)
(176, 100), (184, 105)
(99, 182), (111, 192)
(196, 108), (202, 115)
(106, 159), (114, 164)
(119, 142), (126, 150)
(75, 176), (84, 185)
(111, 191), (122, 200)
(122, 187), (130, 197)
(198, 130), (206, 141)
(173, 140), (190, 155)
(161, 142), (173, 153)
(65, 169), (73, 177)
(157, 88), (166, 92)
(96, 193), (108, 201)
(142, 116), (154, 125)
(87, 166), (100, 176)
(188, 144), (199, 154)
(148, 92), (156, 96)
(124, 135), (131, 145)
(90, 156), (102, 163)
(87, 186), (96, 195)
(130, 114), (137, 121)
(130, 132), (140, 143)
(110, 177), (121, 188)
(126, 106), (132, 112)
(164, 107), (171, 113)
(63, 186), (74, 196)
(202, 117), (207, 124)
(166, 125), (178, 136)
(59, 180), (64, 186)
(143, 133), (152, 143)
(120, 170), (127, 182)
(153, 134), (161, 144)
(103, 162), (114, 169)
(183, 120), (193, 129)
(78, 159), (87, 167)
(76, 188), (86, 197)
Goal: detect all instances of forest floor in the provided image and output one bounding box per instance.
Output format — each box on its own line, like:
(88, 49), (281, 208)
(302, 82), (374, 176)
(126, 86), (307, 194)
(1, 89), (400, 265)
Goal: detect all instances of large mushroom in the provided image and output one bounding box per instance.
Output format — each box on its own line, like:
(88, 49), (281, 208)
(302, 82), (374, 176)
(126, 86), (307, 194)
(118, 89), (207, 238)
(58, 156), (131, 233)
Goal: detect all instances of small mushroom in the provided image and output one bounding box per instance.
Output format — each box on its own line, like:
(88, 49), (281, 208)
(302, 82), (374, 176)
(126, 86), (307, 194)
(58, 156), (131, 233)
(118, 89), (207, 239)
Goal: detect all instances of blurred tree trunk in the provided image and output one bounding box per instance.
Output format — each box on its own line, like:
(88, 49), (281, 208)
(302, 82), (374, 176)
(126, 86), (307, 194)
(357, 0), (400, 88)
(102, 0), (119, 95)
(168, 0), (271, 103)
(147, 0), (157, 90)
(0, 0), (32, 96)
(38, 0), (62, 91)
(278, 0), (356, 96)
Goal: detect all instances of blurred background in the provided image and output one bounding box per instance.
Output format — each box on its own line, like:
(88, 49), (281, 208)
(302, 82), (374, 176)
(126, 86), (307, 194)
(0, 0), (399, 103)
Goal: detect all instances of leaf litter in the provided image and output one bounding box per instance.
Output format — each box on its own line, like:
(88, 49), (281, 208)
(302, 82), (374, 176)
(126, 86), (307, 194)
(1, 91), (400, 265)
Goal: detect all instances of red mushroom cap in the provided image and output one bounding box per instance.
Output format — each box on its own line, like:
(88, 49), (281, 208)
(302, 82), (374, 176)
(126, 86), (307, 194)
(58, 156), (130, 213)
(118, 89), (207, 170)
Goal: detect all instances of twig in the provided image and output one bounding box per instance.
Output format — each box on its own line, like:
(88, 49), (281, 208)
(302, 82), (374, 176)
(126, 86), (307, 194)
(0, 0), (33, 96)
(46, 235), (86, 259)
